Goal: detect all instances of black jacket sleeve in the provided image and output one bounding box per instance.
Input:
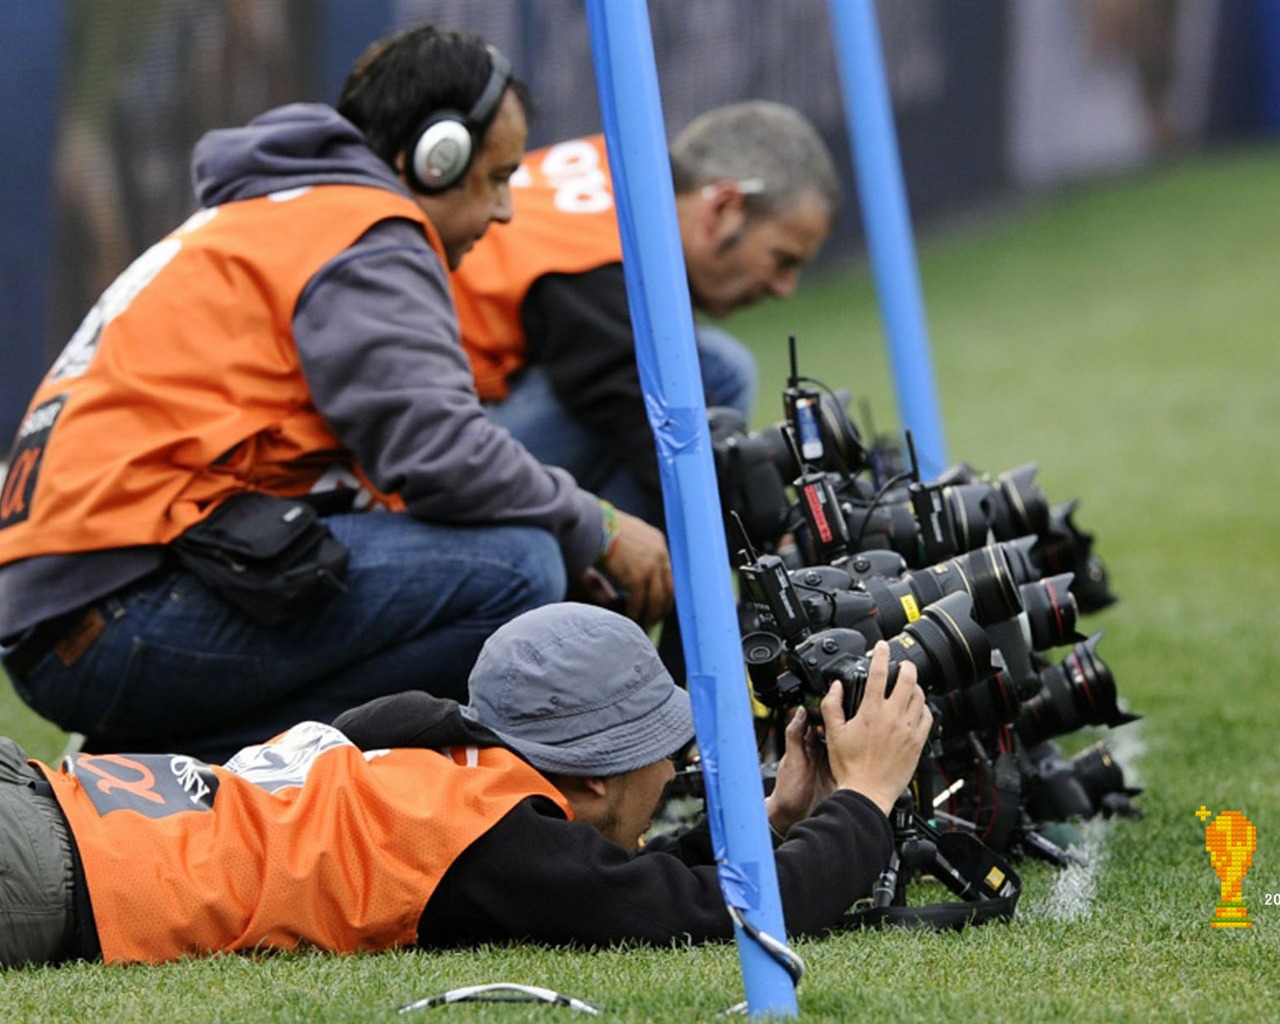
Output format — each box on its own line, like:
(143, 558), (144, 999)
(417, 789), (893, 948)
(521, 266), (663, 504)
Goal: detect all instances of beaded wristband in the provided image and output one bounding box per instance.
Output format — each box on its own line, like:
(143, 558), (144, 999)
(595, 499), (621, 567)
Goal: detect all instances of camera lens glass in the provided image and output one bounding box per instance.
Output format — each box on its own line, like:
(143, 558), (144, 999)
(1019, 573), (1078, 650)
(1015, 633), (1137, 746)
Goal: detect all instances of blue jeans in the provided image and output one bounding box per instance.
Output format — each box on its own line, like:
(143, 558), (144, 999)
(7, 514), (564, 762)
(486, 324), (758, 524)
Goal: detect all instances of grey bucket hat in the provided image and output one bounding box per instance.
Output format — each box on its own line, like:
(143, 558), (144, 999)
(463, 603), (694, 776)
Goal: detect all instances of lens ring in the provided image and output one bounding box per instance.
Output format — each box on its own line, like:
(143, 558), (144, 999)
(929, 605), (977, 678)
(1045, 577), (1065, 639)
(952, 488), (969, 544)
(957, 546), (1021, 624)
(987, 545), (1020, 614)
(1003, 476), (1030, 534)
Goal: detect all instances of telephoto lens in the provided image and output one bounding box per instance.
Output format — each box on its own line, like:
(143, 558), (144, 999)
(1065, 740), (1144, 819)
(1031, 499), (1118, 613)
(898, 544), (1023, 628)
(1018, 573), (1081, 650)
(930, 461), (1052, 543)
(989, 463), (1051, 540)
(838, 590), (993, 717)
(742, 591), (993, 719)
(1021, 738), (1142, 824)
(934, 666), (1022, 736)
(1015, 633), (1138, 747)
(799, 542), (1027, 647)
(840, 481), (992, 568)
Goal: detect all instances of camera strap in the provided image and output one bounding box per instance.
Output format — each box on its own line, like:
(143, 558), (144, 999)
(841, 827), (1022, 932)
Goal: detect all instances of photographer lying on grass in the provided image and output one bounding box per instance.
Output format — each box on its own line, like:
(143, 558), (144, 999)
(0, 603), (929, 967)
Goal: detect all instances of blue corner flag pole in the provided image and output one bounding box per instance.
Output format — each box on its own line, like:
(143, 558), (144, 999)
(828, 0), (949, 477)
(584, 1), (799, 1016)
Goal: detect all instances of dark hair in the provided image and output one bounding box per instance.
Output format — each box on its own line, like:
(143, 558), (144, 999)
(336, 23), (533, 171)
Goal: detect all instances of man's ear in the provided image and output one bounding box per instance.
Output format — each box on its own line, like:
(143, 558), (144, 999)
(392, 152), (418, 196)
(697, 180), (749, 247)
(547, 773), (609, 800)
(550, 773), (612, 829)
(576, 776), (610, 799)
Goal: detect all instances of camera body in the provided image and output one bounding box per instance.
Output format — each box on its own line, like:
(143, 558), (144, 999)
(740, 539), (996, 720)
(711, 381), (1119, 615)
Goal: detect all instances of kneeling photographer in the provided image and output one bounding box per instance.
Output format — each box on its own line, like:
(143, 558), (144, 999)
(0, 24), (673, 765)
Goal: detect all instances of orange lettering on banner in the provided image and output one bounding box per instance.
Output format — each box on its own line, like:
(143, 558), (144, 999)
(0, 447), (39, 520)
(77, 755), (167, 805)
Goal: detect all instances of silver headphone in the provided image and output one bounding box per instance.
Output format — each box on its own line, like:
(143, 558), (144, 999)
(406, 46), (513, 194)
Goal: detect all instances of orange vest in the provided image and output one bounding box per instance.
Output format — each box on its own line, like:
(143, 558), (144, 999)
(451, 135), (623, 400)
(0, 185), (441, 562)
(38, 723), (569, 964)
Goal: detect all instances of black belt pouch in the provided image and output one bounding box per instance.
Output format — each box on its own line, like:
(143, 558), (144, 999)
(171, 492), (349, 626)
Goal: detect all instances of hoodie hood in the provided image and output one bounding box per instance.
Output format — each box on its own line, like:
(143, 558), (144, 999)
(330, 691), (514, 757)
(192, 102), (409, 208)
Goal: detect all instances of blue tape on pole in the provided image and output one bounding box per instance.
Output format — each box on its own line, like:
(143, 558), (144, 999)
(649, 404), (703, 461)
(688, 674), (762, 912)
(584, 1), (798, 1015)
(718, 861), (762, 910)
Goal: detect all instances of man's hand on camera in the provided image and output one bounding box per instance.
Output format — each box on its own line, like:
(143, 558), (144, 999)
(820, 641), (932, 816)
(765, 707), (835, 835)
(595, 508), (673, 628)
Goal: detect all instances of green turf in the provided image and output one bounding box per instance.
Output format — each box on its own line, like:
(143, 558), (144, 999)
(4, 145), (1279, 1021)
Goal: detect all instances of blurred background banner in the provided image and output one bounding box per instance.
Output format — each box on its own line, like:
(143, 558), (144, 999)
(1, 0), (1274, 443)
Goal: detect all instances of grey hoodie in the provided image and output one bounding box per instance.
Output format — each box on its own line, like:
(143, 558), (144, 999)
(0, 104), (602, 638)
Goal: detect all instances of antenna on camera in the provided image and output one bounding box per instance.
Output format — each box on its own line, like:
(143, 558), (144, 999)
(730, 510), (761, 567)
(782, 334), (825, 466)
(905, 428), (921, 485)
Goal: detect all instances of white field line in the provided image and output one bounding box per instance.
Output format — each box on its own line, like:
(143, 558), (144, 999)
(1042, 722), (1146, 922)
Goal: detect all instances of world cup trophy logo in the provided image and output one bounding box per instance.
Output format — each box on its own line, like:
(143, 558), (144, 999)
(1197, 806), (1257, 928)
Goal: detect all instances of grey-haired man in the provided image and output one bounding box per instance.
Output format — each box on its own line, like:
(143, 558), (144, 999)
(0, 603), (927, 966)
(452, 101), (841, 528)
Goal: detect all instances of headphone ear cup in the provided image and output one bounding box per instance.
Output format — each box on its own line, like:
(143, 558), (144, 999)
(408, 112), (474, 194)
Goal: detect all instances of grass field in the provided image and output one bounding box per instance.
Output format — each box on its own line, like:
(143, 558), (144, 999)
(3, 144), (1280, 1022)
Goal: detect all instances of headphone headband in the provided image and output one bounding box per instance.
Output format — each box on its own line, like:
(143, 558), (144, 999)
(466, 46), (512, 129)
